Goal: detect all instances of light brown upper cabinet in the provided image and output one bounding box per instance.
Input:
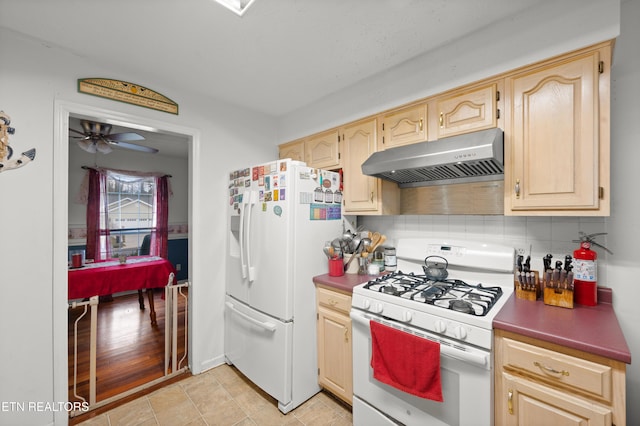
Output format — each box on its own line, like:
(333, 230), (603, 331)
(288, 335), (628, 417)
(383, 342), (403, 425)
(504, 41), (612, 215)
(380, 102), (428, 149)
(278, 139), (305, 162)
(435, 83), (500, 139)
(306, 129), (341, 169)
(341, 118), (400, 214)
(342, 118), (379, 212)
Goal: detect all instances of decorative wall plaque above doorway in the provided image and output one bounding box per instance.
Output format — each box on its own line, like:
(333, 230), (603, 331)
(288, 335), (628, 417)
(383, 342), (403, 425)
(78, 78), (179, 115)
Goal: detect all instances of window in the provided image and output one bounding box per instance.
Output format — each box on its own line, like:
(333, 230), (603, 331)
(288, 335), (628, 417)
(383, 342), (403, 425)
(100, 172), (156, 258)
(86, 167), (169, 262)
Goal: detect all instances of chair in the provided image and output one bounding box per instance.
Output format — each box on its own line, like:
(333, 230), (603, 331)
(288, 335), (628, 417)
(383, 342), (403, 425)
(137, 234), (152, 310)
(139, 234), (151, 256)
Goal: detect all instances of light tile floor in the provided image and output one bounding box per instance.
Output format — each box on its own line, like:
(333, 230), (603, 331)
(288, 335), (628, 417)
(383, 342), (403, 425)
(78, 364), (353, 426)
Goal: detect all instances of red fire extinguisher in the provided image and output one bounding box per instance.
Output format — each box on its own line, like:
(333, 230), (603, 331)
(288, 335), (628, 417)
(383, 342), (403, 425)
(572, 232), (612, 306)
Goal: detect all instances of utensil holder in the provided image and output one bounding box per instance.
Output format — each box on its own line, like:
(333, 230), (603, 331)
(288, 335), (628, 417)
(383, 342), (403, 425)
(343, 253), (359, 274)
(328, 258), (344, 277)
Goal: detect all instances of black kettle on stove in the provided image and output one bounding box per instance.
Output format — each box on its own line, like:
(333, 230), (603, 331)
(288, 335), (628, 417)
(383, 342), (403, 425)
(423, 256), (449, 281)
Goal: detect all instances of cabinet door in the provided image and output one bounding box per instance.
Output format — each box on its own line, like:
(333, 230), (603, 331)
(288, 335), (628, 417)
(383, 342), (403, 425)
(317, 305), (352, 404)
(497, 372), (611, 426)
(306, 129), (340, 169)
(436, 83), (498, 138)
(506, 52), (601, 212)
(279, 139), (305, 162)
(381, 103), (427, 149)
(342, 119), (379, 212)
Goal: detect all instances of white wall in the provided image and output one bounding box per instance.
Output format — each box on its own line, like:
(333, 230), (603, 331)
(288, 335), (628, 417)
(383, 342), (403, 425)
(280, 0), (620, 140)
(0, 28), (277, 425)
(281, 0), (640, 424)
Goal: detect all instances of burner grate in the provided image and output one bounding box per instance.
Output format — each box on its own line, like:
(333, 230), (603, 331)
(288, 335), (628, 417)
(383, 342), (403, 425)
(364, 272), (503, 316)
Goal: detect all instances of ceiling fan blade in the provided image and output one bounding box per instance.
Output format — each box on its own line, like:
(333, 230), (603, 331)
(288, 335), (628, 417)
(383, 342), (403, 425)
(109, 140), (159, 154)
(69, 127), (87, 137)
(107, 132), (145, 142)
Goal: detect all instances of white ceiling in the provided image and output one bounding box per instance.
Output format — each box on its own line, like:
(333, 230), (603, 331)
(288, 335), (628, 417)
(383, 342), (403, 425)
(1, 0), (547, 157)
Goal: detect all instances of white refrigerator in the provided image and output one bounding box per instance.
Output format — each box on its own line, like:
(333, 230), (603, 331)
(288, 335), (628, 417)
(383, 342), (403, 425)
(225, 159), (344, 413)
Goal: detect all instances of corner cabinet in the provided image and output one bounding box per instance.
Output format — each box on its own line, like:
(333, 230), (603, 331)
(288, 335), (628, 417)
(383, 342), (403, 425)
(504, 41), (612, 215)
(316, 285), (352, 405)
(278, 131), (341, 169)
(278, 139), (306, 162)
(494, 330), (626, 426)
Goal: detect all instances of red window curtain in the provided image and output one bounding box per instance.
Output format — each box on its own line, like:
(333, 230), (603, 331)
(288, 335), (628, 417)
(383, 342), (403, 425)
(85, 168), (111, 261)
(151, 175), (169, 259)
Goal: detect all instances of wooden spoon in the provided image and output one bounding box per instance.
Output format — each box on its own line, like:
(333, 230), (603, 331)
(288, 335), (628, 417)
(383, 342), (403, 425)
(368, 232), (382, 251)
(370, 234), (386, 252)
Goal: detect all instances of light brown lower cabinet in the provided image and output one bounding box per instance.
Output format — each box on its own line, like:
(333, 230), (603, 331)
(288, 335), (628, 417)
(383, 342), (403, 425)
(316, 285), (353, 405)
(494, 329), (626, 426)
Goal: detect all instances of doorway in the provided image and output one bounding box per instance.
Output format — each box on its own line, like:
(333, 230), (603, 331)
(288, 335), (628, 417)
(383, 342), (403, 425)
(53, 101), (197, 419)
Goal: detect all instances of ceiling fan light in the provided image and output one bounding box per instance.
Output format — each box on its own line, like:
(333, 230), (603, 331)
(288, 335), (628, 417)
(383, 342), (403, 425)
(96, 141), (113, 154)
(77, 139), (97, 154)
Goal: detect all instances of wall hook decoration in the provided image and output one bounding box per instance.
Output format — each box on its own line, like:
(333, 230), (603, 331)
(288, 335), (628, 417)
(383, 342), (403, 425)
(0, 111), (36, 173)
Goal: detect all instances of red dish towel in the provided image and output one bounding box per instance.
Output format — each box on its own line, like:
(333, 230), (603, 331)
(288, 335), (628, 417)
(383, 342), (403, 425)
(370, 320), (443, 402)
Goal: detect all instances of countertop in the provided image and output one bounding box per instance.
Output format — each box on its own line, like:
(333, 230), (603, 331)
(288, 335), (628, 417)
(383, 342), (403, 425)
(493, 287), (631, 364)
(312, 273), (375, 293)
(315, 274), (632, 365)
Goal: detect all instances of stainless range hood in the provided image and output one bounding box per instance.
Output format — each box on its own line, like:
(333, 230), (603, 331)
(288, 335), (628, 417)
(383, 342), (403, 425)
(362, 128), (504, 188)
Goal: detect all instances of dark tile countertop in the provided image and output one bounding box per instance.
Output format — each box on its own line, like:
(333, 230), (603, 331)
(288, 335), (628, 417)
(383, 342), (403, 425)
(312, 273), (375, 293)
(493, 287), (631, 364)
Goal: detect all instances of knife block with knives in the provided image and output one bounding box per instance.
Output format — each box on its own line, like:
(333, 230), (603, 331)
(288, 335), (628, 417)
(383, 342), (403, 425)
(514, 254), (540, 301)
(514, 270), (540, 301)
(542, 254), (574, 309)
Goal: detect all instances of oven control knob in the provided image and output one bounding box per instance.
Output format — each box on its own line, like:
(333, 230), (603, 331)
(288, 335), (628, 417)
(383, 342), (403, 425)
(362, 299), (371, 310)
(453, 325), (467, 340)
(403, 311), (413, 322)
(434, 320), (447, 333)
(372, 303), (384, 314)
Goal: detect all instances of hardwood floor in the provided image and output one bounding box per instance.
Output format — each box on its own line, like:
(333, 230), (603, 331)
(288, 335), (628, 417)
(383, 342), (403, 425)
(68, 288), (188, 409)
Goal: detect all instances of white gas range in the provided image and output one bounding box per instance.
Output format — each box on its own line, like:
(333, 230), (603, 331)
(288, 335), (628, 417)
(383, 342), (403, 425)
(350, 238), (515, 426)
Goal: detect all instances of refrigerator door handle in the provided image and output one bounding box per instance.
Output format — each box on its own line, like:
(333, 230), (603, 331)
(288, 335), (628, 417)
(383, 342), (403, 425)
(246, 190), (258, 282)
(239, 193), (249, 279)
(225, 301), (277, 332)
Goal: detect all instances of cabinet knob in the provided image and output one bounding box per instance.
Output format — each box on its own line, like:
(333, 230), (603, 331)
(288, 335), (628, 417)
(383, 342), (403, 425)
(508, 389), (514, 414)
(419, 118), (423, 131)
(515, 179), (521, 198)
(439, 112), (444, 128)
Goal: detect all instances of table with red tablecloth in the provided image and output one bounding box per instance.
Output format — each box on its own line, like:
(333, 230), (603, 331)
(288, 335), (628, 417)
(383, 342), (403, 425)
(68, 256), (177, 325)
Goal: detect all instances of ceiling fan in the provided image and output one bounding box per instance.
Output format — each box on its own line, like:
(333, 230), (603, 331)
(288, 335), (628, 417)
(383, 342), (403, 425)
(69, 120), (158, 154)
